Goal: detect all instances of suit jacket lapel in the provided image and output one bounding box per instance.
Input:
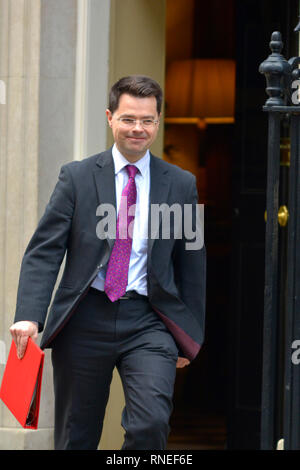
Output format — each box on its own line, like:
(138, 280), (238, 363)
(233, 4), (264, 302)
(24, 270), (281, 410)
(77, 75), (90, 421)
(92, 150), (171, 261)
(93, 148), (116, 251)
(148, 154), (171, 258)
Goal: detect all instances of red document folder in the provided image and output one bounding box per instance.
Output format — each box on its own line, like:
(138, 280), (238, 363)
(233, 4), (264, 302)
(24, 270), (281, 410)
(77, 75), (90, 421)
(0, 338), (44, 429)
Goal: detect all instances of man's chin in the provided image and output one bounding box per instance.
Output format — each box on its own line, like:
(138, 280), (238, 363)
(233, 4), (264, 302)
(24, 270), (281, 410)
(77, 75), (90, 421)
(121, 147), (148, 162)
(126, 138), (147, 149)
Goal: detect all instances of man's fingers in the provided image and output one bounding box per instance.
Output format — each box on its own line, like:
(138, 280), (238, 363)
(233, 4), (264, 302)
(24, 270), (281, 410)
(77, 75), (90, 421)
(9, 321), (38, 359)
(9, 328), (17, 344)
(31, 329), (38, 342)
(13, 330), (29, 359)
(17, 334), (29, 359)
(176, 357), (191, 368)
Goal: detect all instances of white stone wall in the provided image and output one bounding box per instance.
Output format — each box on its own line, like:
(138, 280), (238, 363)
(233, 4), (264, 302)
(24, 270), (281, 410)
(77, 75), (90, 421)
(0, 0), (166, 450)
(0, 0), (113, 450)
(0, 0), (53, 449)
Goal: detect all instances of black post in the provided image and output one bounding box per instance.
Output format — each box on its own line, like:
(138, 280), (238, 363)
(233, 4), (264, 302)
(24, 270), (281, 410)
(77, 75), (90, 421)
(260, 110), (281, 449)
(259, 31), (291, 450)
(259, 30), (300, 450)
(283, 113), (300, 449)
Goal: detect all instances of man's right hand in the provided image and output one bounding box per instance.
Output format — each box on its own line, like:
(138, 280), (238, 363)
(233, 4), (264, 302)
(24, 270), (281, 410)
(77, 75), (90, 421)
(9, 321), (38, 359)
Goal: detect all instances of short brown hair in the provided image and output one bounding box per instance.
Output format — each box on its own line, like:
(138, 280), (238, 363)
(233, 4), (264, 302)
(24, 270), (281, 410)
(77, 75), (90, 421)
(108, 75), (163, 115)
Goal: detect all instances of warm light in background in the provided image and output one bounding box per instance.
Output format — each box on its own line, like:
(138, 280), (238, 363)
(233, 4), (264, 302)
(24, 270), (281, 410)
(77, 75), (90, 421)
(165, 59), (236, 119)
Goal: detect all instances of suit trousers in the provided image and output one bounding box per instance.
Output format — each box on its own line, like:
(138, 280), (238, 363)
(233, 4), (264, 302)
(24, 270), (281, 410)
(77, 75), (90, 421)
(51, 287), (179, 450)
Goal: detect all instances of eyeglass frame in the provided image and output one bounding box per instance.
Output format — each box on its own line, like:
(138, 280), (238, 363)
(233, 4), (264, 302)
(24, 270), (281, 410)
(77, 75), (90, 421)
(115, 116), (159, 128)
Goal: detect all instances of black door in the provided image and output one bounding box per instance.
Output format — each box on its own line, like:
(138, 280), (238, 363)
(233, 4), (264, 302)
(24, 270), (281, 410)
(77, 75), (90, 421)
(227, 0), (298, 449)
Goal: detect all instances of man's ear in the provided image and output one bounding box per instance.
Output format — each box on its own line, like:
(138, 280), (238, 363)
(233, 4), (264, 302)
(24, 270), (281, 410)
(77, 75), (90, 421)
(106, 109), (113, 128)
(157, 112), (162, 128)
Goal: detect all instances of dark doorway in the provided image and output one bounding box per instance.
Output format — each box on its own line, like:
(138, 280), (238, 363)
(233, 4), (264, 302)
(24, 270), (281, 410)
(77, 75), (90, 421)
(165, 0), (299, 450)
(165, 0), (234, 450)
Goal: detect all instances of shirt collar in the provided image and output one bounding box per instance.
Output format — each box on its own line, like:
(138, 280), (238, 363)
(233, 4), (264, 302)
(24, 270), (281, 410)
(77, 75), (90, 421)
(112, 143), (150, 178)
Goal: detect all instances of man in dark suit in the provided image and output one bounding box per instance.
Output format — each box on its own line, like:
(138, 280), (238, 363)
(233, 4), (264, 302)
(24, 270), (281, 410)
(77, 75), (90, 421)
(10, 75), (206, 450)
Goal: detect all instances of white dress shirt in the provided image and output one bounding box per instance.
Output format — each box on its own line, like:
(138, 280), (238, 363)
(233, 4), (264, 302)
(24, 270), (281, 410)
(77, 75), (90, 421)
(91, 144), (150, 296)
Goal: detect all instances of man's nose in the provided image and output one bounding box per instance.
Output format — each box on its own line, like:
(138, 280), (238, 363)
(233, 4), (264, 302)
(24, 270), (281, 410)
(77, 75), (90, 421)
(132, 120), (144, 131)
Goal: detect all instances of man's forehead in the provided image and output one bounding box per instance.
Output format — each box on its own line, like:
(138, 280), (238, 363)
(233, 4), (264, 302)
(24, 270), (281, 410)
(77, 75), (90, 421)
(117, 93), (157, 112)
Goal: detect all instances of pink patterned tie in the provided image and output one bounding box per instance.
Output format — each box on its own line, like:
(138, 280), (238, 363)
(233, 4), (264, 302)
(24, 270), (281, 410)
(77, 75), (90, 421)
(104, 165), (138, 301)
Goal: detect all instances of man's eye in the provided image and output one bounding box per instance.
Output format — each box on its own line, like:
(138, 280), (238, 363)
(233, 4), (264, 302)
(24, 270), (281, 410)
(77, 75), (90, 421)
(142, 120), (153, 126)
(123, 118), (134, 124)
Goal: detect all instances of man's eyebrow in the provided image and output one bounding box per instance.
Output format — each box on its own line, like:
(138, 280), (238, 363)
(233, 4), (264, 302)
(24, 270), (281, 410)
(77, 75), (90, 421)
(119, 113), (156, 119)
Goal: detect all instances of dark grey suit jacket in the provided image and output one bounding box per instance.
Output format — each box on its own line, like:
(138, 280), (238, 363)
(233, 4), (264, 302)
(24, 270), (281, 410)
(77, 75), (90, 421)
(14, 148), (206, 360)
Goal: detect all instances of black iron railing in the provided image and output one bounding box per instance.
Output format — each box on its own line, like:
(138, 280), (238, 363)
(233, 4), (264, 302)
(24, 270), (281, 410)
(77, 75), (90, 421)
(259, 30), (300, 450)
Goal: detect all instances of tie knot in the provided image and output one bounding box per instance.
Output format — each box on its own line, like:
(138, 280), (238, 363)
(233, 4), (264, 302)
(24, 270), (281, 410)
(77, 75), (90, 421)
(126, 165), (138, 179)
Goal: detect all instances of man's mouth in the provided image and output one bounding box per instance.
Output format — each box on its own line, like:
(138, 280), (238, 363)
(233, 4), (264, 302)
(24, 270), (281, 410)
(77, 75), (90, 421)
(127, 136), (146, 141)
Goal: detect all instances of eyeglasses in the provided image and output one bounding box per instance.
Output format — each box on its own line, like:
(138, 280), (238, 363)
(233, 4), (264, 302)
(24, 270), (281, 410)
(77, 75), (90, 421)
(116, 117), (159, 129)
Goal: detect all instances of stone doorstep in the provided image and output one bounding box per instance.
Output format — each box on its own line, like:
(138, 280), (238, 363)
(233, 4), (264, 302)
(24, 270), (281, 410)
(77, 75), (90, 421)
(0, 427), (54, 450)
